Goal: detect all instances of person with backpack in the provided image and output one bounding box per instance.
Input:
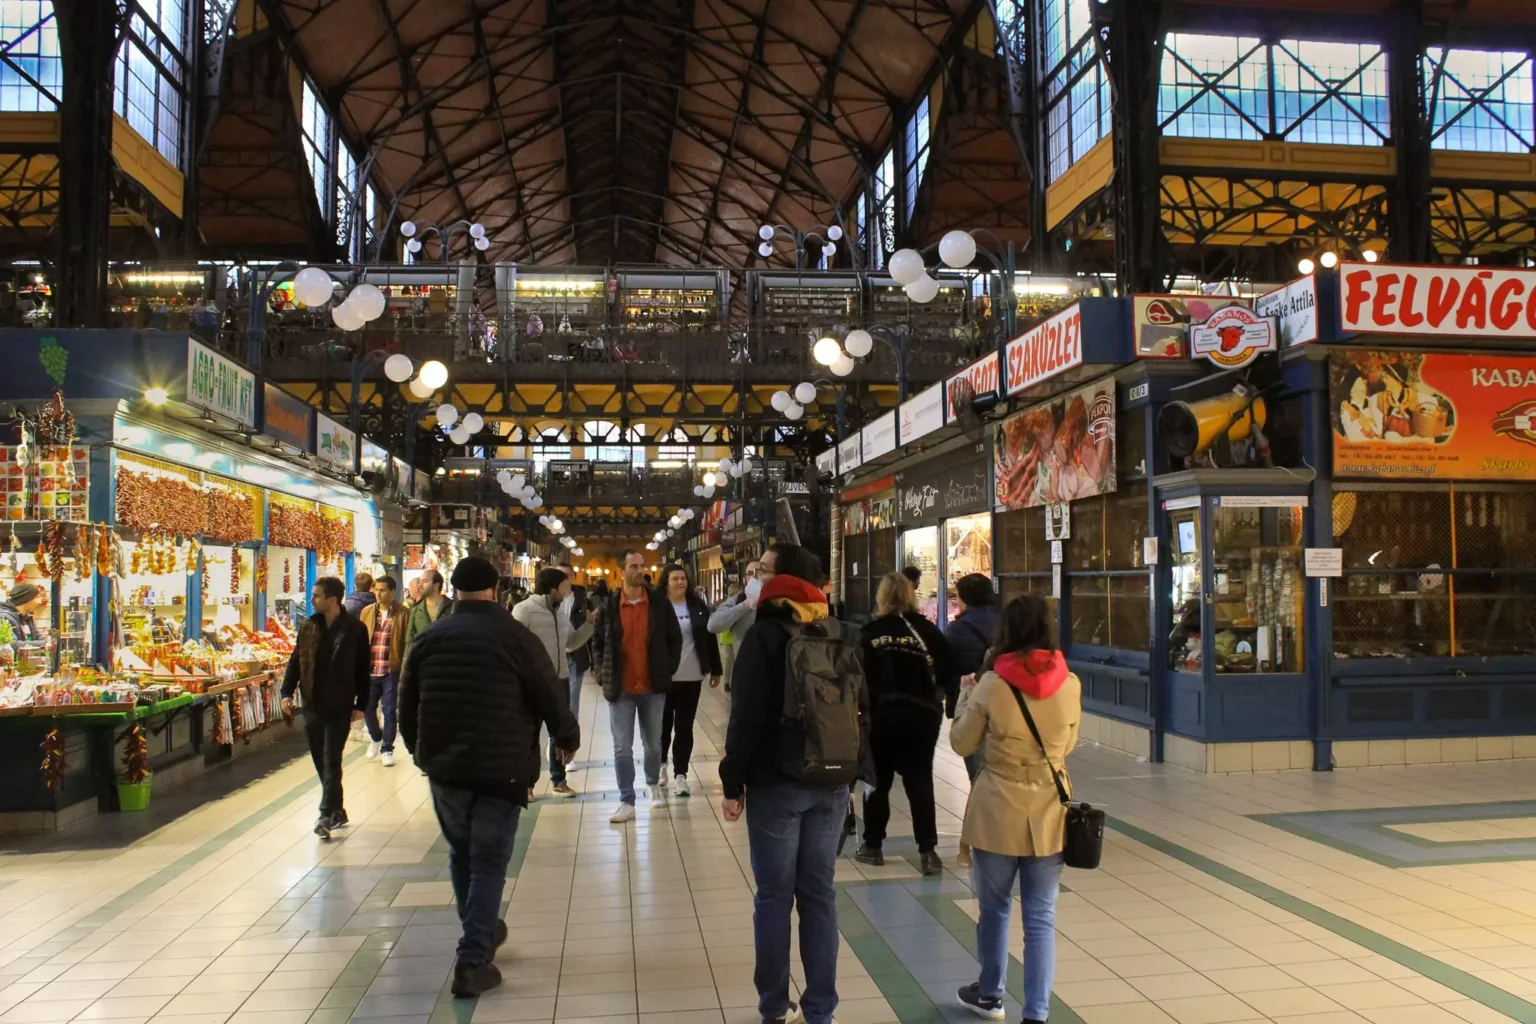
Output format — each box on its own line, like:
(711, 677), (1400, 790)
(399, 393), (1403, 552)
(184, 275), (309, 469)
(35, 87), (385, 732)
(854, 571), (958, 876)
(719, 542), (869, 1024)
(944, 572), (1000, 867)
(949, 594), (1080, 1024)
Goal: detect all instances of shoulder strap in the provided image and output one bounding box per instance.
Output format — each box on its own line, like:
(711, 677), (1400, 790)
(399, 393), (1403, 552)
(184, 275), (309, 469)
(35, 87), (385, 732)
(899, 615), (936, 681)
(1006, 685), (1070, 807)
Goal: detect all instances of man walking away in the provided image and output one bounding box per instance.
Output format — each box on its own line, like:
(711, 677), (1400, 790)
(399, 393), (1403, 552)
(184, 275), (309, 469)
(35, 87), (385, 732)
(359, 575), (406, 766)
(280, 576), (370, 838)
(345, 572), (376, 616)
(594, 549), (681, 822)
(719, 542), (870, 1024)
(513, 566), (596, 797)
(404, 569), (452, 652)
(399, 556), (580, 999)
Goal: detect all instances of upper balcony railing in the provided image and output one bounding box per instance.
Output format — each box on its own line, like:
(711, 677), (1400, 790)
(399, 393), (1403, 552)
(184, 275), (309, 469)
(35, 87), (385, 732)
(0, 261), (1092, 386)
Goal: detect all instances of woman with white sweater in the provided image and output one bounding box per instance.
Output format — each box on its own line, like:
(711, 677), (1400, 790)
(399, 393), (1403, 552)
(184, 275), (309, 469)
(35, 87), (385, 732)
(513, 566), (595, 797)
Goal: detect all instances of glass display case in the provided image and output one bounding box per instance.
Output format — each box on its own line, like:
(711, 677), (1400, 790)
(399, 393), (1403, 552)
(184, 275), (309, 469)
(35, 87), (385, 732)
(267, 546), (308, 631)
(1167, 505), (1202, 671)
(56, 570), (94, 669)
(900, 527), (939, 622)
(121, 538), (190, 645)
(1209, 504), (1304, 674)
(944, 513), (992, 623)
(200, 545), (254, 639)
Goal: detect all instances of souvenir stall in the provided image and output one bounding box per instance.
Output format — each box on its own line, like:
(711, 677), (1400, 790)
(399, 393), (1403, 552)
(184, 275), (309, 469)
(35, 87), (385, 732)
(0, 331), (386, 828)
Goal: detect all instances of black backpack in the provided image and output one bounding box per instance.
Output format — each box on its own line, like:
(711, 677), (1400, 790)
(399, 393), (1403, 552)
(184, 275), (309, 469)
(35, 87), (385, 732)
(778, 619), (865, 785)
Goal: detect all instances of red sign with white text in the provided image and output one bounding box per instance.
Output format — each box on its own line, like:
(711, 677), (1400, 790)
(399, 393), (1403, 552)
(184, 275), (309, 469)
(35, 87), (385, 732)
(946, 352), (999, 423)
(1005, 304), (1083, 395)
(1338, 262), (1536, 340)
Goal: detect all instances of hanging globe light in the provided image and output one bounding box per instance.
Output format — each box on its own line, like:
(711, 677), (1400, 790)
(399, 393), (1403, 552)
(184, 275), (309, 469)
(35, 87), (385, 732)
(794, 381), (818, 404)
(418, 360), (449, 389)
(887, 248), (925, 286)
(843, 329), (874, 358)
(938, 229), (978, 268)
(813, 337), (843, 366)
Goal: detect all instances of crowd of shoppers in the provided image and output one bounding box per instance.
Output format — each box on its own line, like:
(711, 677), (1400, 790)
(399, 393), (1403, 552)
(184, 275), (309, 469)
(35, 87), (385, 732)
(276, 546), (1080, 1024)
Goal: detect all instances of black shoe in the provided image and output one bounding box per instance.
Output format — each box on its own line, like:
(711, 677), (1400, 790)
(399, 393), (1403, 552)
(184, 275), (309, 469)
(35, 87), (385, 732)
(957, 982), (1005, 1020)
(495, 919), (508, 949)
(328, 809), (349, 829)
(451, 962), (502, 998)
(313, 816), (332, 840)
(854, 842), (884, 866)
(920, 849), (944, 876)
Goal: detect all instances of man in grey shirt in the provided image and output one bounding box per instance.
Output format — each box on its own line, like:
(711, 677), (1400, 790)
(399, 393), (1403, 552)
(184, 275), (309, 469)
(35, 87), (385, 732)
(708, 560), (761, 699)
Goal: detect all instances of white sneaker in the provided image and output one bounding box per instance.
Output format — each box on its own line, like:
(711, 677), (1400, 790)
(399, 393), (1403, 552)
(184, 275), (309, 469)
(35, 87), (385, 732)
(674, 773), (691, 797)
(651, 789), (668, 808)
(365, 741), (380, 759)
(610, 803), (636, 823)
(381, 750), (395, 767)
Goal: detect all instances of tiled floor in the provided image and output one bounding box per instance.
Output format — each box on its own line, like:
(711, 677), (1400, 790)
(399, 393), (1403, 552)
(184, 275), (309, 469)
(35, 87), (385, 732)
(7, 685), (1536, 1024)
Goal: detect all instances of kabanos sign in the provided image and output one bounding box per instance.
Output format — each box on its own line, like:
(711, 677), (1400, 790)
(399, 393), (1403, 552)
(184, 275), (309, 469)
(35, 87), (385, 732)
(1005, 304), (1083, 395)
(1339, 263), (1536, 340)
(945, 351), (998, 422)
(1190, 306), (1277, 369)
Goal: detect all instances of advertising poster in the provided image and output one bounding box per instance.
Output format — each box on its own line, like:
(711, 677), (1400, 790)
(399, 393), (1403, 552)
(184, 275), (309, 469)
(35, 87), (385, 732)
(1131, 295), (1249, 359)
(994, 378), (1116, 509)
(1331, 350), (1536, 481)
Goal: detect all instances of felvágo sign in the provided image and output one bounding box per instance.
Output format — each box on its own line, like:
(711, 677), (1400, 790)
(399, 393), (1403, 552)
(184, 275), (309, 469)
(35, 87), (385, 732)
(1339, 263), (1536, 340)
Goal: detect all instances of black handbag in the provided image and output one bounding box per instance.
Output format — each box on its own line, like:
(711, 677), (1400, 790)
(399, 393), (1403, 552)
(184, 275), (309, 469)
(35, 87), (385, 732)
(1007, 686), (1104, 870)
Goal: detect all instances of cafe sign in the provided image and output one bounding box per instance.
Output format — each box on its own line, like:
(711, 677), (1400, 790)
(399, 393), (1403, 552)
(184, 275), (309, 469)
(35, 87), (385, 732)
(1338, 262), (1536, 340)
(186, 339), (255, 429)
(897, 449), (990, 526)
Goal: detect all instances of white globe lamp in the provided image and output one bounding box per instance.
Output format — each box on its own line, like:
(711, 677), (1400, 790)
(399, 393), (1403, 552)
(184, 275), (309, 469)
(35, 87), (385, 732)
(758, 242), (774, 258)
(470, 222), (486, 239)
(794, 381), (818, 405)
(758, 224), (775, 241)
(771, 390), (792, 412)
(831, 354), (855, 377)
(419, 360), (449, 390)
(938, 230), (978, 269)
(449, 426), (471, 445)
(887, 248), (925, 286)
(384, 351), (414, 381)
(785, 402), (804, 420)
(813, 337), (843, 366)
(827, 225), (844, 241)
(904, 274), (941, 304)
(844, 329), (873, 358)
(332, 301), (366, 331)
(436, 403), (459, 427)
(350, 283), (386, 321)
(293, 266), (335, 307)
(408, 376), (436, 399)
(400, 221), (417, 237)
(461, 412), (484, 434)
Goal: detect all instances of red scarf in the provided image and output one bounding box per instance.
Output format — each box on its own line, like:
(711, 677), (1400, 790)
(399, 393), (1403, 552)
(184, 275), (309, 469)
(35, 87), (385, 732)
(761, 575), (827, 607)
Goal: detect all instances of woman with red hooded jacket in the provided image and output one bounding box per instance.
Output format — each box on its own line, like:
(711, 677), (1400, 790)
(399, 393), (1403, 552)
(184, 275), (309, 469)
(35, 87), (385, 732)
(948, 594), (1080, 1024)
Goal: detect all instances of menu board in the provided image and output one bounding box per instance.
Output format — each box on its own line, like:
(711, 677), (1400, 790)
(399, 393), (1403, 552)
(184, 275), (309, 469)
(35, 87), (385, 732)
(1331, 349), (1536, 481)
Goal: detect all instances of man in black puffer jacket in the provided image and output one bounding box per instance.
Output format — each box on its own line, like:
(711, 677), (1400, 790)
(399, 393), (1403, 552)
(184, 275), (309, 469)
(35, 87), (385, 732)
(398, 556), (580, 999)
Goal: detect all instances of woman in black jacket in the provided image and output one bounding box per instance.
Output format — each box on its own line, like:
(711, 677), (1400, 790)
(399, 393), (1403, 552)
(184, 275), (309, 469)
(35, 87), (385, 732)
(856, 572), (958, 875)
(658, 564), (723, 796)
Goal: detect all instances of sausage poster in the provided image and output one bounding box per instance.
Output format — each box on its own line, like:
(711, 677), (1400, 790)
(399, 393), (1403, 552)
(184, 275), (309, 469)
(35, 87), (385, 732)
(1330, 350), (1536, 481)
(994, 379), (1117, 509)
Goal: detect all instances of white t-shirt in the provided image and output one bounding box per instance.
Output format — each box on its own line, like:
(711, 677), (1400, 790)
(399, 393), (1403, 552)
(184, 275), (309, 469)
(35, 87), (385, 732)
(672, 599), (703, 681)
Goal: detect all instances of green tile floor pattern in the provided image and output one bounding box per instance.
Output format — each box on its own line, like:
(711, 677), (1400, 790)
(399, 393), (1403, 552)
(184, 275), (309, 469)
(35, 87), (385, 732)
(14, 740), (1536, 1024)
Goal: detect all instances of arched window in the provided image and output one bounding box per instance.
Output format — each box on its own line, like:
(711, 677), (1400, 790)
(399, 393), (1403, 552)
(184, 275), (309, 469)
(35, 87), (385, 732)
(655, 428), (694, 468)
(532, 428), (570, 474)
(584, 420), (632, 463)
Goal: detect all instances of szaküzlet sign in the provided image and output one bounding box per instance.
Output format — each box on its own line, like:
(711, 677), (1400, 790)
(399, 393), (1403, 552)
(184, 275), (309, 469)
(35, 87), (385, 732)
(186, 340), (255, 429)
(1339, 262), (1536, 339)
(1005, 304), (1083, 394)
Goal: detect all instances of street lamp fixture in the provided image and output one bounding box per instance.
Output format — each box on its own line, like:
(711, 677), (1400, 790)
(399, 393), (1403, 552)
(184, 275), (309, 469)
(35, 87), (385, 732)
(756, 223), (846, 270)
(401, 220), (493, 262)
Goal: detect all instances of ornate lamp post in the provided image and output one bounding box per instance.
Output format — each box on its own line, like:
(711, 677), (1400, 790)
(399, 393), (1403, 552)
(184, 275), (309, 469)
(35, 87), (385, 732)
(888, 229), (1019, 338)
(401, 220), (492, 263)
(755, 222), (847, 270)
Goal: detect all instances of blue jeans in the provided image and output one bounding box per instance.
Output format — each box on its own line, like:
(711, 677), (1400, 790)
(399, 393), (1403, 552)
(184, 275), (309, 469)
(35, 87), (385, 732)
(547, 657), (583, 785)
(746, 784), (848, 1024)
(972, 849), (1063, 1022)
(428, 780), (523, 967)
(365, 673), (397, 752)
(609, 692), (665, 805)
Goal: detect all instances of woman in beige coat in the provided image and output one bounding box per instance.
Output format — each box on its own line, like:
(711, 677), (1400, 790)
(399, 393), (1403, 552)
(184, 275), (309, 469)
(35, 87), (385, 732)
(949, 594), (1080, 1024)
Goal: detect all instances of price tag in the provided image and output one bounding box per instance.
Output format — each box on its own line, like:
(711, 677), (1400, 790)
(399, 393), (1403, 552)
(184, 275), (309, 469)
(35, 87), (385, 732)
(1050, 540), (1063, 564)
(1304, 548), (1344, 577)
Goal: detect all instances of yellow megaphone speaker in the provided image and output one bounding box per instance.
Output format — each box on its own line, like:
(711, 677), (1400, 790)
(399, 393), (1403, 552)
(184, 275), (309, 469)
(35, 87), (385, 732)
(1159, 387), (1267, 460)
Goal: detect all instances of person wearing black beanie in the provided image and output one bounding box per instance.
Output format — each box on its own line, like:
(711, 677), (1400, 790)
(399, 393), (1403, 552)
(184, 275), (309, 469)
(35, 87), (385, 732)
(398, 555), (580, 998)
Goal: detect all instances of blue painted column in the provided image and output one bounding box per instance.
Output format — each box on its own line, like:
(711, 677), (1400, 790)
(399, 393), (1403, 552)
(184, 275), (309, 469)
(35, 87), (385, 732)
(305, 549), (317, 607)
(90, 443), (115, 666)
(184, 548), (202, 642)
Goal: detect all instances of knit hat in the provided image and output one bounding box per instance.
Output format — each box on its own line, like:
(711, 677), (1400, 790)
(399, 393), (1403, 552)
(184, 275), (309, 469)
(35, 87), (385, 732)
(8, 582), (40, 606)
(450, 556), (499, 594)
